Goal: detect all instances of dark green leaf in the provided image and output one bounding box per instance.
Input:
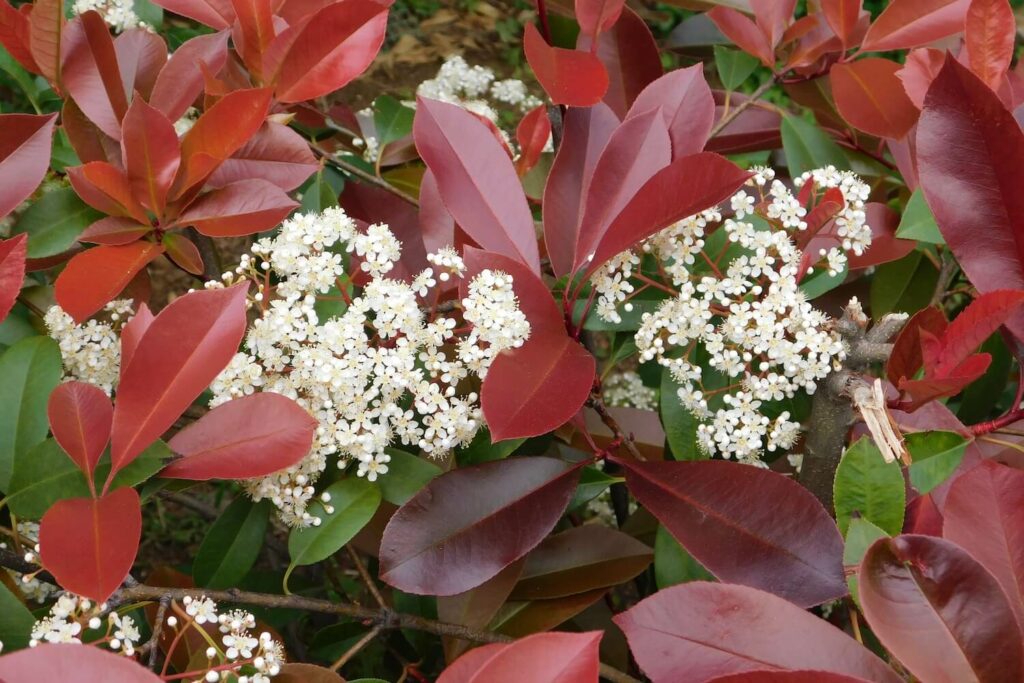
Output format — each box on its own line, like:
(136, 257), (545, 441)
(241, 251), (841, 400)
(654, 524), (714, 588)
(870, 250), (939, 317)
(194, 497), (272, 589)
(834, 437), (905, 536)
(0, 580), (34, 651)
(781, 116), (849, 176)
(0, 337), (62, 491)
(13, 188), (102, 258)
(7, 438), (90, 518)
(800, 263), (848, 300)
(714, 46), (759, 90)
(957, 334), (1012, 423)
(567, 466), (621, 510)
(376, 449), (442, 505)
(907, 431), (968, 494)
(660, 366), (703, 461)
(456, 429), (524, 466)
(300, 168), (340, 214)
(287, 478), (381, 577)
(373, 95), (415, 146)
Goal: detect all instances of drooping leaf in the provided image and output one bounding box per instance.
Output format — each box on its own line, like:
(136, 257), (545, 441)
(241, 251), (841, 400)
(380, 457), (583, 596)
(619, 458), (847, 607)
(121, 97), (180, 219)
(287, 477), (381, 570)
(833, 437), (906, 536)
(614, 582), (902, 683)
(162, 392), (316, 480)
(111, 284), (248, 479)
(0, 113), (56, 219)
(54, 242), (164, 323)
(47, 380), (112, 482)
(576, 7), (661, 118)
(862, 0), (970, 52)
(859, 534), (1024, 682)
(0, 643), (163, 682)
(11, 187), (102, 258)
(964, 0), (1014, 91)
(0, 336), (62, 490)
(0, 234), (27, 324)
(175, 179), (298, 236)
(39, 487), (142, 602)
(523, 23), (609, 107)
(831, 58), (918, 139)
(439, 631), (601, 682)
(193, 497), (272, 589)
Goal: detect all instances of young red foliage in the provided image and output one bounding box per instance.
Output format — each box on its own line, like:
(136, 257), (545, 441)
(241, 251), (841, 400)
(0, 112), (56, 219)
(174, 178), (298, 236)
(821, 0), (864, 49)
(68, 161), (150, 223)
(121, 97), (181, 219)
(575, 0), (624, 41)
(47, 380), (113, 484)
(964, 0), (1014, 92)
(61, 11), (130, 139)
(54, 242), (164, 323)
(206, 121), (318, 192)
(39, 487), (143, 603)
(514, 105), (551, 177)
(160, 232), (204, 274)
(162, 393), (316, 480)
(625, 64), (715, 160)
(831, 58), (919, 139)
(28, 0), (62, 89)
(860, 0), (970, 52)
(0, 233), (27, 325)
(576, 7), (661, 118)
(898, 47), (946, 107)
(0, 0), (37, 74)
(79, 216), (152, 245)
(523, 23), (609, 108)
(0, 644), (162, 683)
(148, 31), (231, 121)
(887, 306), (947, 384)
(751, 0), (795, 48)
(709, 674), (873, 683)
(152, 0), (235, 29)
(707, 7), (774, 66)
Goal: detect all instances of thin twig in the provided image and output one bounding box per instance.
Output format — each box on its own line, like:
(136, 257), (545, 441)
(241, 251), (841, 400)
(346, 544), (386, 608)
(310, 143), (420, 207)
(587, 394), (646, 461)
(709, 75), (778, 139)
(931, 249), (958, 306)
(331, 625), (382, 671)
(146, 596), (170, 670)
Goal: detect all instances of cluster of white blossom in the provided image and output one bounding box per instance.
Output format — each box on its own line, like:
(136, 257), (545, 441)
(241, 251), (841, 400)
(29, 594), (140, 656)
(72, 0), (143, 31)
(207, 207), (529, 525)
(44, 299), (133, 395)
(176, 596), (285, 682)
(592, 166), (872, 461)
(1, 522), (58, 603)
(416, 55), (542, 121)
(603, 370), (657, 411)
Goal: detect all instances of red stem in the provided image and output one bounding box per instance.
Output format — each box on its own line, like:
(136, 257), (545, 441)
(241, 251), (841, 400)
(972, 408), (1024, 436)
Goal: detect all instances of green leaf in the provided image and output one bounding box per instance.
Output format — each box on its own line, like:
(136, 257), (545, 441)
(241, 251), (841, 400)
(0, 48), (41, 113)
(133, 0), (164, 26)
(654, 525), (714, 588)
(105, 439), (171, 489)
(567, 466), (622, 511)
(456, 429), (524, 466)
(907, 431), (968, 494)
(0, 337), (62, 491)
(0, 580), (35, 651)
(799, 262), (848, 300)
(660, 366), (704, 461)
(781, 116), (849, 177)
(373, 95), (415, 146)
(843, 517), (888, 606)
(287, 478), (381, 578)
(300, 168), (340, 214)
(578, 297), (664, 331)
(377, 449), (442, 505)
(870, 250), (939, 317)
(50, 129), (80, 173)
(833, 437), (905, 536)
(194, 497), (272, 589)
(957, 334), (1012, 423)
(12, 187), (102, 258)
(7, 438), (90, 518)
(714, 46), (760, 90)
(895, 189), (944, 244)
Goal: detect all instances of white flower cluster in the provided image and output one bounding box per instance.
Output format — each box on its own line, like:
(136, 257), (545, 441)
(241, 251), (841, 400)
(592, 166), (872, 461)
(603, 370), (657, 411)
(44, 299), (133, 395)
(208, 208), (529, 525)
(416, 55), (542, 123)
(29, 594), (140, 656)
(72, 0), (143, 31)
(178, 596), (285, 683)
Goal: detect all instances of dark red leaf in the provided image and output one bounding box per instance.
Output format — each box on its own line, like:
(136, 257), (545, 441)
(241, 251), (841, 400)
(151, 0), (234, 29)
(897, 354), (992, 411)
(39, 487), (142, 602)
(821, 0), (863, 49)
(438, 561), (523, 662)
(576, 0), (625, 39)
(0, 112), (56, 219)
(266, 0), (388, 103)
(831, 58), (919, 139)
(446, 631), (601, 682)
(859, 534), (1024, 682)
(707, 92), (782, 154)
(709, 673), (872, 683)
(61, 12), (129, 139)
(161, 232), (204, 275)
(275, 664), (345, 683)
(414, 97), (540, 272)
(110, 284), (248, 478)
(379, 457), (583, 595)
(614, 583), (902, 683)
(121, 97), (180, 219)
(707, 7), (774, 66)
(965, 0), (1014, 92)
(929, 290), (1024, 377)
(0, 233), (27, 324)
(61, 97), (118, 164)
(207, 121), (318, 192)
(149, 31), (230, 121)
(515, 105), (551, 176)
(887, 306), (947, 384)
(543, 103), (618, 277)
(524, 22), (609, 107)
(576, 7), (661, 118)
(79, 216), (152, 245)
(917, 57), (1024, 339)
(626, 64), (715, 159)
(114, 29), (166, 101)
(861, 0), (970, 52)
(0, 0), (37, 74)
(620, 458), (847, 607)
(48, 380), (112, 481)
(175, 179), (298, 236)
(55, 242), (164, 323)
(0, 643), (163, 682)
(28, 0), (62, 88)
(163, 393), (315, 480)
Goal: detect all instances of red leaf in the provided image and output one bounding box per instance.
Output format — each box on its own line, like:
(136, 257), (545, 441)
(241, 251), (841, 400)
(151, 0), (234, 29)
(0, 233), (26, 324)
(581, 152), (749, 280)
(266, 0), (388, 103)
(944, 460), (1024, 629)
(831, 58), (919, 139)
(69, 160), (150, 224)
(917, 56), (1024, 339)
(0, 643), (163, 682)
(149, 30), (230, 121)
(114, 29), (166, 101)
(207, 121), (318, 192)
(625, 64), (715, 159)
(576, 7), (661, 118)
(576, 0), (625, 39)
(230, 0), (274, 77)
(0, 112), (56, 219)
(55, 242), (164, 323)
(162, 393), (315, 480)
(930, 290), (1024, 376)
(574, 110), (670, 271)
(121, 97), (180, 219)
(887, 306), (947, 384)
(897, 354), (992, 411)
(614, 583), (902, 683)
(861, 0), (970, 52)
(859, 534), (1024, 682)
(47, 380), (112, 481)
(523, 23), (609, 107)
(28, 0), (62, 88)
(110, 284), (248, 477)
(61, 97), (117, 164)
(39, 487), (142, 602)
(437, 643), (509, 683)
(79, 216), (152, 245)
(451, 631), (601, 682)
(61, 11), (130, 139)
(965, 0), (1014, 91)
(543, 103), (618, 277)
(846, 202), (916, 270)
(898, 47), (946, 108)
(120, 303), (154, 371)
(0, 0), (38, 74)
(707, 92), (782, 154)
(821, 0), (863, 49)
(175, 179), (297, 236)
(161, 232), (204, 275)
(619, 459), (847, 607)
(175, 88), (273, 197)
(709, 674), (873, 683)
(414, 97), (540, 272)
(379, 457), (583, 595)
(751, 0), (795, 48)
(418, 168), (455, 254)
(515, 105), (551, 177)
(707, 7), (774, 66)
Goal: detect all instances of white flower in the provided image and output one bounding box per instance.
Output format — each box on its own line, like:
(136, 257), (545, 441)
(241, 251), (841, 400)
(44, 299), (134, 395)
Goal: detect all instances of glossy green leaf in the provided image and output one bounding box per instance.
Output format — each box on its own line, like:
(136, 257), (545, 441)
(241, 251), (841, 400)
(907, 431), (969, 494)
(843, 517), (888, 606)
(895, 189), (944, 244)
(194, 497), (272, 589)
(300, 168), (340, 214)
(377, 449), (442, 505)
(567, 466), (621, 510)
(781, 116), (849, 177)
(6, 438), (90, 518)
(870, 250), (939, 317)
(0, 336), (62, 491)
(661, 365), (706, 461)
(12, 187), (102, 258)
(287, 477), (381, 575)
(800, 263), (848, 300)
(957, 334), (1012, 423)
(714, 46), (759, 90)
(0, 580), (34, 651)
(834, 437), (905, 536)
(456, 429), (524, 466)
(654, 524), (714, 589)
(373, 95), (415, 146)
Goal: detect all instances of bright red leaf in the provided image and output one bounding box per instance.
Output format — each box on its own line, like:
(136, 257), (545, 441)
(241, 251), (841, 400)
(119, 303), (154, 372)
(626, 64), (715, 159)
(111, 284), (248, 479)
(163, 393), (316, 480)
(161, 232), (204, 275)
(523, 23), (609, 107)
(149, 30), (231, 121)
(55, 242), (164, 323)
(822, 0), (863, 49)
(175, 179), (298, 236)
(831, 58), (919, 139)
(230, 0), (274, 77)
(927, 289), (1024, 376)
(47, 380), (112, 482)
(751, 0), (795, 48)
(379, 457), (583, 595)
(113, 29), (166, 100)
(859, 534), (1024, 682)
(965, 0), (1014, 92)
(61, 12), (129, 139)
(0, 233), (27, 324)
(515, 105), (551, 177)
(0, 112), (56, 219)
(437, 643), (509, 683)
(68, 160), (149, 224)
(448, 631), (601, 682)
(39, 487), (142, 602)
(576, 7), (661, 118)
(898, 47), (946, 108)
(0, 0), (37, 74)
(861, 0), (970, 52)
(79, 216), (151, 245)
(707, 7), (774, 66)
(0, 644), (163, 682)
(207, 121), (318, 192)
(121, 97), (180, 219)
(709, 674), (873, 683)
(887, 306), (947, 385)
(151, 0), (234, 29)
(576, 0), (625, 40)
(614, 582), (902, 683)
(28, 0), (62, 88)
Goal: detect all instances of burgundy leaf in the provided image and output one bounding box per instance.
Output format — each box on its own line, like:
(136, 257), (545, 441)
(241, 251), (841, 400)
(121, 97), (180, 219)
(514, 105), (551, 177)
(523, 23), (609, 108)
(625, 64), (715, 159)
(859, 534), (1024, 682)
(175, 179), (298, 236)
(897, 354), (992, 411)
(54, 242), (164, 323)
(28, 0), (62, 88)
(114, 28), (166, 100)
(0, 233), (27, 324)
(61, 11), (129, 139)
(887, 306), (947, 384)
(119, 303), (153, 372)
(861, 0), (970, 52)
(61, 97), (118, 165)
(0, 0), (38, 74)
(707, 93), (782, 154)
(846, 203), (916, 270)
(929, 290), (1024, 376)
(149, 31), (230, 121)
(0, 112), (56, 219)
(576, 7), (661, 118)
(161, 232), (204, 275)
(380, 457), (583, 595)
(207, 122), (317, 192)
(47, 380), (113, 481)
(0, 643), (163, 682)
